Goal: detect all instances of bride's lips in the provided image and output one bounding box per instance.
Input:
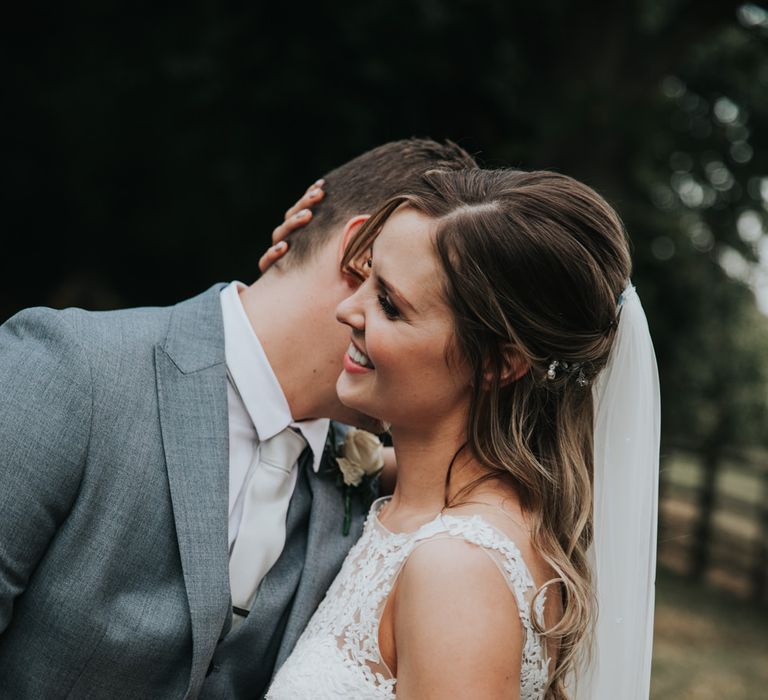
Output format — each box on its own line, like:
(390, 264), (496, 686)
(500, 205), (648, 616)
(343, 340), (374, 374)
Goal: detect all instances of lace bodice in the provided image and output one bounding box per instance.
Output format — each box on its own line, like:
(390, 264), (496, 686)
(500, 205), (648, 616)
(267, 497), (551, 699)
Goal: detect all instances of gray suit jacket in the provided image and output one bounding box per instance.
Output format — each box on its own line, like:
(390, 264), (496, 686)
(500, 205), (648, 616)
(0, 285), (368, 699)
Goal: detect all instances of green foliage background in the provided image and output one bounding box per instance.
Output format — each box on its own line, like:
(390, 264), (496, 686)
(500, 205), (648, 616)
(2, 0), (767, 450)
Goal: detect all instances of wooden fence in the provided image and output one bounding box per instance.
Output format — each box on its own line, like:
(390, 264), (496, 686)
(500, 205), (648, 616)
(657, 445), (768, 604)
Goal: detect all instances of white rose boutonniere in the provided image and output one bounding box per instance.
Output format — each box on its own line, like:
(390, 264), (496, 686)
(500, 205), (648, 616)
(337, 428), (384, 487)
(324, 424), (384, 535)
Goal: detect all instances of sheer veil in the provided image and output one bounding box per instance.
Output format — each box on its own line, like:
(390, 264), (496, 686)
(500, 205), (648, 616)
(571, 283), (661, 699)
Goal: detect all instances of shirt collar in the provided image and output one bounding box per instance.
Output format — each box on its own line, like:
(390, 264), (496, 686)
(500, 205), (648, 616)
(220, 281), (329, 472)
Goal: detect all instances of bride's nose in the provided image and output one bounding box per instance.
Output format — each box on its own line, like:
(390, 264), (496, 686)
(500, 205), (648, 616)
(335, 287), (365, 332)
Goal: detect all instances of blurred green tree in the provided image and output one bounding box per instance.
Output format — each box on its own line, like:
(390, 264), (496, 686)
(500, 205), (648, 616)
(1, 0), (767, 456)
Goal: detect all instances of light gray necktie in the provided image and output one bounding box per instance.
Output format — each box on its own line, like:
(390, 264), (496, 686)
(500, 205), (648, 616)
(229, 427), (308, 615)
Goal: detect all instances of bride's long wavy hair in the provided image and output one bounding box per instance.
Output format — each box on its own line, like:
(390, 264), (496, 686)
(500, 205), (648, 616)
(342, 168), (631, 698)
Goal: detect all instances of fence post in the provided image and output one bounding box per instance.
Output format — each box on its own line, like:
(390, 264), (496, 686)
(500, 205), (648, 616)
(690, 448), (719, 581)
(752, 463), (768, 603)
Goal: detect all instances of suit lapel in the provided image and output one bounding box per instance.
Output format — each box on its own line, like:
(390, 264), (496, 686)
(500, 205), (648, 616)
(155, 285), (231, 698)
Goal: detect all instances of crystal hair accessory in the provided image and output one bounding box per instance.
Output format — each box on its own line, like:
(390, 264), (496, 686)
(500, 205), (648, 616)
(546, 360), (589, 386)
(546, 283), (636, 387)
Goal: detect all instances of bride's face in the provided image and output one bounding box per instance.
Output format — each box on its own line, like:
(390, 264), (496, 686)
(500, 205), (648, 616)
(335, 206), (472, 429)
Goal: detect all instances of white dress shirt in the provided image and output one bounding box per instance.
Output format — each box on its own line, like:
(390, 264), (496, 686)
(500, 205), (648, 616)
(220, 281), (329, 558)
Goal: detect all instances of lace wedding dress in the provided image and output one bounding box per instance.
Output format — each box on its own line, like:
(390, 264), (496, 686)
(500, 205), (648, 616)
(267, 496), (551, 699)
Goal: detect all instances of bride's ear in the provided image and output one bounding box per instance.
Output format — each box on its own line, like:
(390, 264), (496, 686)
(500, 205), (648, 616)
(482, 343), (530, 388)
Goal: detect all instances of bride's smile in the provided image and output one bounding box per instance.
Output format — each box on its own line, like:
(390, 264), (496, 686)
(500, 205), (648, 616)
(343, 340), (374, 371)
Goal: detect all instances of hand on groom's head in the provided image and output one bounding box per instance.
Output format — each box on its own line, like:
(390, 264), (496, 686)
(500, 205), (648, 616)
(259, 180), (326, 273)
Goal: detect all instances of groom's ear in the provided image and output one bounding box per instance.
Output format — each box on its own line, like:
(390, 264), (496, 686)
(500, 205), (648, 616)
(338, 215), (371, 283)
(338, 215), (370, 262)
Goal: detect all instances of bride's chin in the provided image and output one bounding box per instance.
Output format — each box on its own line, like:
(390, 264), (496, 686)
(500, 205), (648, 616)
(337, 399), (388, 435)
(337, 389), (388, 428)
(337, 377), (365, 403)
(337, 393), (373, 417)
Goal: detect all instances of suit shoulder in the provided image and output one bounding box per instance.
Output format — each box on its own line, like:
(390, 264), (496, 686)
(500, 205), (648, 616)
(0, 306), (93, 453)
(2, 301), (172, 350)
(62, 304), (174, 351)
(1, 306), (91, 368)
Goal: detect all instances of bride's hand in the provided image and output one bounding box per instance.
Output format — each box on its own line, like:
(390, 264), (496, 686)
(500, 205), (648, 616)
(258, 179), (326, 273)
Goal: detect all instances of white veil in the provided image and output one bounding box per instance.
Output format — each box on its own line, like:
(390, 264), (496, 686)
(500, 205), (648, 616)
(572, 284), (661, 699)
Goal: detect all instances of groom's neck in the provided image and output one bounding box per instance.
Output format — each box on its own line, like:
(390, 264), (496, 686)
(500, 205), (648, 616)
(239, 267), (342, 421)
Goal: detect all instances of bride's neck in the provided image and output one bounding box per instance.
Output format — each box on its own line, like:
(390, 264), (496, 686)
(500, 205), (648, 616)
(386, 420), (482, 517)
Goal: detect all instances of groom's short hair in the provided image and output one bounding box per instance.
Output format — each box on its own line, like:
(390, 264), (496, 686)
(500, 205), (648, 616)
(277, 138), (478, 269)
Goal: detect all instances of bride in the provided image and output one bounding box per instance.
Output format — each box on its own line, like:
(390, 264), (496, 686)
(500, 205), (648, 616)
(267, 168), (660, 699)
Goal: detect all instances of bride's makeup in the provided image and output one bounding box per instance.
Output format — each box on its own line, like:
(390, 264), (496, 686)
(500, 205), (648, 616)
(335, 207), (470, 430)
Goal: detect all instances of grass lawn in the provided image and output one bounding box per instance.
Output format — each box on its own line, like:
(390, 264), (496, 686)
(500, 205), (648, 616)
(651, 569), (768, 699)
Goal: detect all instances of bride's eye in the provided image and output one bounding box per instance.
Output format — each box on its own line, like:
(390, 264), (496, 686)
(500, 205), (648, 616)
(377, 294), (399, 320)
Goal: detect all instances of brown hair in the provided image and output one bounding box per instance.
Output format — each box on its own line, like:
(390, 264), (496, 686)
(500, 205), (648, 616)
(277, 138), (478, 269)
(343, 168), (631, 699)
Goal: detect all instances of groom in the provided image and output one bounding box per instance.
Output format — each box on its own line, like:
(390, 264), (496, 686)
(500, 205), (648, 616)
(0, 139), (477, 699)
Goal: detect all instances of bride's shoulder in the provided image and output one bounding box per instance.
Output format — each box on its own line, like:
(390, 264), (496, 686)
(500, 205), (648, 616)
(400, 534), (524, 607)
(439, 496), (554, 585)
(392, 537), (524, 695)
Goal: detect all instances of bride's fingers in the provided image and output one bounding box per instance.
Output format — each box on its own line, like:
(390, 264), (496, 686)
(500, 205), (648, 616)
(259, 241), (288, 274)
(271, 207), (313, 246)
(283, 178), (325, 221)
(262, 178), (326, 273)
